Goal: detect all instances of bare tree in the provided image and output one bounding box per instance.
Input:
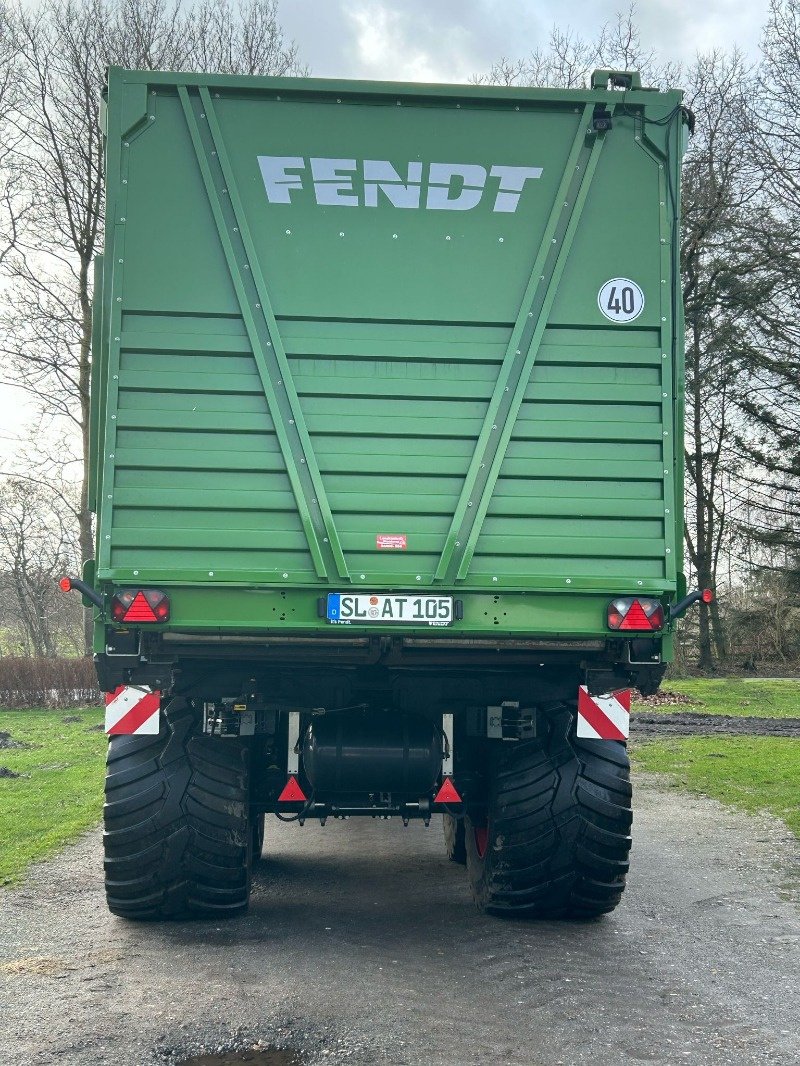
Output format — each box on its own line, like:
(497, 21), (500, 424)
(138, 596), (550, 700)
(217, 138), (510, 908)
(0, 473), (82, 656)
(0, 0), (303, 651)
(476, 6), (680, 89)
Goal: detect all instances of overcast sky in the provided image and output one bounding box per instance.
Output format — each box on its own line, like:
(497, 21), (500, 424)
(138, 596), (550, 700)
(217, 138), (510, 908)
(279, 0), (769, 83)
(0, 0), (772, 465)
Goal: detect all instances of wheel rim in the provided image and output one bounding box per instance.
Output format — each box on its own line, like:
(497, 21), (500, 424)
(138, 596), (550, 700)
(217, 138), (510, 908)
(474, 825), (488, 859)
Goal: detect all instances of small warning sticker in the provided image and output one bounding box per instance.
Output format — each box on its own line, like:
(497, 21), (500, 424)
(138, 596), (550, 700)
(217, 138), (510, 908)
(376, 534), (407, 550)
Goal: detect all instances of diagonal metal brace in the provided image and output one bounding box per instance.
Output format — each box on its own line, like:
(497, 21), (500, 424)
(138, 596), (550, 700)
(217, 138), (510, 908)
(179, 86), (349, 581)
(434, 103), (615, 583)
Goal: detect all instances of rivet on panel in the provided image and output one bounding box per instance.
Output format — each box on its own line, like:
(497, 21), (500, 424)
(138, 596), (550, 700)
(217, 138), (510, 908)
(123, 142), (129, 147)
(360, 574), (366, 580)
(122, 179), (127, 184)
(283, 572), (288, 578)
(114, 337), (120, 342)
(492, 576), (498, 581)
(116, 297), (121, 302)
(661, 316), (667, 322)
(149, 115), (155, 121)
(289, 419), (294, 425)
(455, 541), (460, 547)
(565, 578), (571, 584)
(118, 259), (123, 264)
(498, 237), (504, 242)
(109, 453), (114, 458)
(285, 229), (291, 235)
(662, 392), (668, 398)
(663, 431), (669, 436)
(112, 374), (118, 380)
(339, 232), (345, 237)
(324, 537), (329, 543)
(492, 424), (497, 430)
(301, 458), (306, 463)
(665, 509), (670, 514)
(392, 233), (398, 239)
(209, 571), (214, 576)
(515, 106), (520, 111)
(664, 469), (670, 475)
(666, 548), (671, 554)
(445, 235), (451, 241)
(119, 216), (126, 222)
(111, 415), (116, 420)
(637, 580), (643, 586)
(416, 575), (422, 581)
(199, 113), (205, 118)
(468, 501), (473, 507)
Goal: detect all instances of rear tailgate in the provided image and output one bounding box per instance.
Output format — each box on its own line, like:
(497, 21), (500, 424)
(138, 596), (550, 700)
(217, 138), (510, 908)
(93, 69), (684, 621)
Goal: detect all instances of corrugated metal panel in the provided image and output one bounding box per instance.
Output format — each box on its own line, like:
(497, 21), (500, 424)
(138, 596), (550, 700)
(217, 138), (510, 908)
(93, 68), (684, 597)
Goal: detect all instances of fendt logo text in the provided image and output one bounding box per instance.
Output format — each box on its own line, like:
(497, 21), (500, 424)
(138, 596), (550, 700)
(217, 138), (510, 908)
(257, 157), (543, 213)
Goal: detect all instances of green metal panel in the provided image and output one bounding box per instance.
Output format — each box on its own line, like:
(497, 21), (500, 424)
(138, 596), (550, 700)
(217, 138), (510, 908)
(92, 67), (685, 636)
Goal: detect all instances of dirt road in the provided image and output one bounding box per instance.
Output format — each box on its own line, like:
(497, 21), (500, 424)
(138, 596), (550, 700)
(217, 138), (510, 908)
(1, 780), (798, 1066)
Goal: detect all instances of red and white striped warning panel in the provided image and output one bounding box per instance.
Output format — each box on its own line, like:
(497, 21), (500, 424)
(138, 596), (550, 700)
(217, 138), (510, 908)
(577, 685), (630, 740)
(104, 686), (161, 735)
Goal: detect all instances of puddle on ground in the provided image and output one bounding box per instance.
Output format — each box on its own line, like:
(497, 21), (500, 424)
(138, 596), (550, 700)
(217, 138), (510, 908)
(177, 1051), (300, 1066)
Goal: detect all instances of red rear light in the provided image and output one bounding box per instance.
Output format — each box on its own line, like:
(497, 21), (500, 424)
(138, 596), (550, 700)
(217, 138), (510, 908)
(607, 597), (664, 631)
(111, 589), (170, 624)
(701, 588), (714, 604)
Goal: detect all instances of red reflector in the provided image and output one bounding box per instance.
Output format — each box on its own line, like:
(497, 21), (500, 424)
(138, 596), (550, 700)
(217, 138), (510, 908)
(702, 588), (714, 604)
(123, 591), (158, 622)
(608, 596), (663, 631)
(111, 589), (170, 623)
(278, 776), (307, 803)
(434, 778), (462, 804)
(619, 600), (652, 630)
(59, 577), (72, 593)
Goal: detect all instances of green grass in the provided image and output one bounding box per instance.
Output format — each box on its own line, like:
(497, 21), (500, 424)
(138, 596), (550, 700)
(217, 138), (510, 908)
(0, 709), (106, 885)
(635, 678), (800, 717)
(632, 736), (800, 839)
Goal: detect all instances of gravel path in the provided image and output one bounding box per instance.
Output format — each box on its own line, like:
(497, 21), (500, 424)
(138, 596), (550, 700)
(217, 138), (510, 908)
(1, 780), (798, 1066)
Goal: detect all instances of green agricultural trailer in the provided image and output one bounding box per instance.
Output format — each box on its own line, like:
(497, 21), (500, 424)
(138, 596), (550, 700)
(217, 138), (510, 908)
(65, 65), (704, 921)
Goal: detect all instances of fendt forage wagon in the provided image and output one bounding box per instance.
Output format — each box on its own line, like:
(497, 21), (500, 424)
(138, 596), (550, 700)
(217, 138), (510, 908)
(63, 66), (706, 920)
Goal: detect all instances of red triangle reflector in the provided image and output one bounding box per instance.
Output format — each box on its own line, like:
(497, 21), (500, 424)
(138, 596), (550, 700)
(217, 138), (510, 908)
(124, 591), (158, 622)
(278, 775), (307, 803)
(619, 599), (652, 630)
(434, 778), (462, 804)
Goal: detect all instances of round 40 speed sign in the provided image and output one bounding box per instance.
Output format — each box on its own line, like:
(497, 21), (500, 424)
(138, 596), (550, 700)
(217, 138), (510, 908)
(598, 278), (645, 324)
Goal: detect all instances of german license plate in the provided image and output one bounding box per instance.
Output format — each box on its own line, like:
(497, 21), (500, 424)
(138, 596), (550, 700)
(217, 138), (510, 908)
(327, 593), (453, 626)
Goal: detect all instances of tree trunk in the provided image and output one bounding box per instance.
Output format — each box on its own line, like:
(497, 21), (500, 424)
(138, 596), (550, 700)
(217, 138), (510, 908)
(78, 257), (94, 656)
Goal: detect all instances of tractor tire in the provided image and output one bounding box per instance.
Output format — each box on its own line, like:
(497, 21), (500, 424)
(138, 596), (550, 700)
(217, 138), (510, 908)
(251, 812), (266, 866)
(103, 697), (253, 920)
(465, 705), (632, 919)
(443, 812), (467, 865)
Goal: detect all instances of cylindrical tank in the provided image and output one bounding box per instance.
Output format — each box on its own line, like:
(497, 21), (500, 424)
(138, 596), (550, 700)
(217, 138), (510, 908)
(302, 713), (441, 795)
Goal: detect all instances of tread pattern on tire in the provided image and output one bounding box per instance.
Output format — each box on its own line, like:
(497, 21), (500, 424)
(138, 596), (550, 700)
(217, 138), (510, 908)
(466, 705), (632, 918)
(104, 698), (251, 920)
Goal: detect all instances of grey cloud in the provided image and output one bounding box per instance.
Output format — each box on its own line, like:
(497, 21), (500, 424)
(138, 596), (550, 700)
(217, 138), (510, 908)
(278, 0), (768, 84)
